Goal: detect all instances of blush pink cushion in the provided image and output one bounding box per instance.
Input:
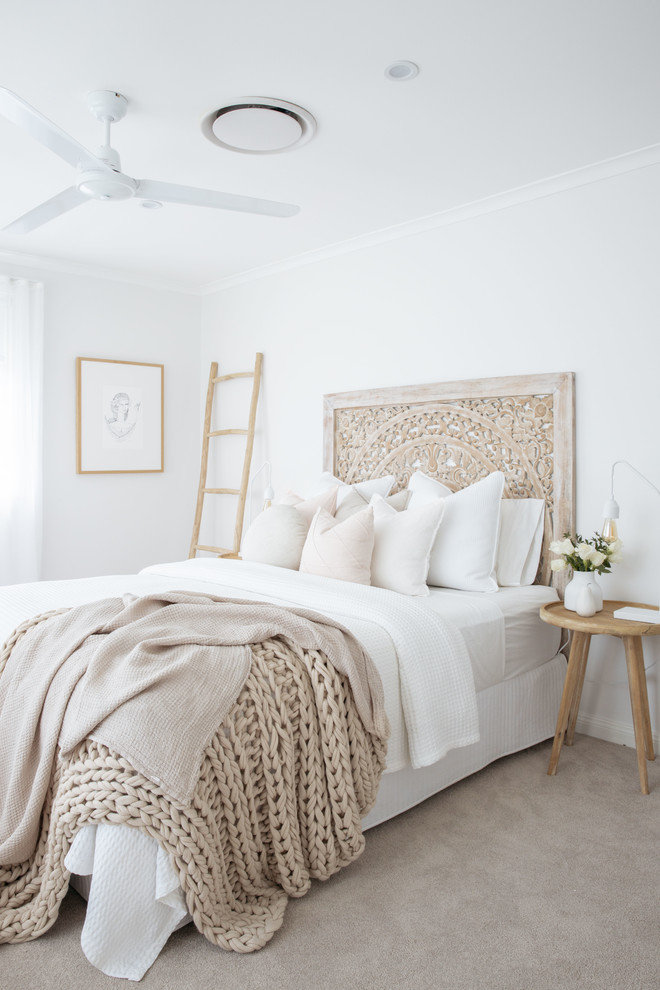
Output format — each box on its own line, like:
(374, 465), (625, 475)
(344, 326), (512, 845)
(299, 507), (374, 584)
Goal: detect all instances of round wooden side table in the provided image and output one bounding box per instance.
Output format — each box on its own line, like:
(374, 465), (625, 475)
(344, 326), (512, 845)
(540, 599), (660, 794)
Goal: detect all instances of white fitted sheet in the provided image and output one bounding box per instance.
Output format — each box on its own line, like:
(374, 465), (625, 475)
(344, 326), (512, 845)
(425, 584), (561, 689)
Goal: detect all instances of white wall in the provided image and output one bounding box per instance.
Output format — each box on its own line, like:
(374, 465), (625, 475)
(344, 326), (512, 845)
(201, 163), (660, 751)
(0, 260), (202, 578)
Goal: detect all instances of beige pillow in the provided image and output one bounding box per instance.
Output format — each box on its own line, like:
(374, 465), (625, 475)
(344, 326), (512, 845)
(334, 487), (411, 522)
(241, 505), (309, 569)
(278, 486), (338, 523)
(309, 471), (396, 508)
(299, 506), (374, 584)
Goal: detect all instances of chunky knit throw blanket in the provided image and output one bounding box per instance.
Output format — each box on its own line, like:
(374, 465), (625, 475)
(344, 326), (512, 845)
(0, 607), (388, 953)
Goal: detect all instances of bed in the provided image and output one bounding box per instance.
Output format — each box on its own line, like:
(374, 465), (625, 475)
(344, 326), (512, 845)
(0, 371), (575, 981)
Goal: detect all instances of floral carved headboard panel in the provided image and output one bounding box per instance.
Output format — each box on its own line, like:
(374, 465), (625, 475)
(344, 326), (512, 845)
(323, 373), (575, 588)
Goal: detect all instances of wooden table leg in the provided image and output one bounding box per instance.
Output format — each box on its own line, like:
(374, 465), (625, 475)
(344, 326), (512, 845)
(623, 636), (653, 794)
(566, 632), (591, 746)
(548, 631), (591, 777)
(631, 637), (655, 762)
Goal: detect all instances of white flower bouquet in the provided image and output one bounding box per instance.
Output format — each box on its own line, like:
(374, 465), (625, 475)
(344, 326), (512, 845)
(550, 532), (623, 574)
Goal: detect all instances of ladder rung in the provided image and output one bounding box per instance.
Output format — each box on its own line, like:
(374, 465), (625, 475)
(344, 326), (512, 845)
(202, 487), (240, 495)
(193, 544), (233, 555)
(212, 372), (254, 383)
(207, 429), (248, 437)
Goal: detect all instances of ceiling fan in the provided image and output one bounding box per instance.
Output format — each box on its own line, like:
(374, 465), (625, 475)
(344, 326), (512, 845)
(0, 87), (300, 234)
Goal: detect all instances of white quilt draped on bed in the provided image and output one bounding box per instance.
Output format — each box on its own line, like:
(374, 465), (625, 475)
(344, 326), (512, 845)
(140, 558), (482, 768)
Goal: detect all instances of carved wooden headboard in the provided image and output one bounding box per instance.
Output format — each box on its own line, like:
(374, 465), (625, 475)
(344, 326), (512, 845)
(323, 372), (575, 588)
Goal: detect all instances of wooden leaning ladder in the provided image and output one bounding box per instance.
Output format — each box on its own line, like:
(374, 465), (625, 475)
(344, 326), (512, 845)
(189, 353), (263, 559)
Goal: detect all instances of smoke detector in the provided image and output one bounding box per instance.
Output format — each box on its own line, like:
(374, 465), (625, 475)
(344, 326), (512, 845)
(202, 98), (316, 154)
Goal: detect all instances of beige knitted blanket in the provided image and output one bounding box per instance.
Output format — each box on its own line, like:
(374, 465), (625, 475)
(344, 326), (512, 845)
(0, 600), (388, 953)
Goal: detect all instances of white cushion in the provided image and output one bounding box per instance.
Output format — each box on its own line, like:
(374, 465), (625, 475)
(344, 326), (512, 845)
(334, 487), (411, 522)
(406, 471), (452, 508)
(278, 486), (338, 523)
(496, 498), (545, 587)
(427, 472), (505, 592)
(241, 505), (309, 569)
(299, 506), (374, 584)
(310, 471), (395, 508)
(370, 495), (445, 596)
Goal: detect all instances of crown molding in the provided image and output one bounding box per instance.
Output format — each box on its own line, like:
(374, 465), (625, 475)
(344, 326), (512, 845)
(0, 248), (199, 295)
(201, 143), (660, 295)
(2, 143), (658, 297)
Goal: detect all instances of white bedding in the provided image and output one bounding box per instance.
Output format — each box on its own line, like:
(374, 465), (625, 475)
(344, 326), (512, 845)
(1, 557), (487, 772)
(140, 558), (485, 768)
(425, 584), (561, 686)
(0, 559), (559, 773)
(1, 558), (562, 981)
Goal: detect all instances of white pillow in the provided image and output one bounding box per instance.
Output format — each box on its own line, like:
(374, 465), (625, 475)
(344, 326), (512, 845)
(406, 471), (452, 508)
(334, 487), (411, 522)
(427, 471), (505, 592)
(496, 498), (545, 587)
(299, 506), (374, 584)
(278, 486), (339, 523)
(310, 471), (395, 508)
(370, 495), (444, 596)
(241, 505), (309, 569)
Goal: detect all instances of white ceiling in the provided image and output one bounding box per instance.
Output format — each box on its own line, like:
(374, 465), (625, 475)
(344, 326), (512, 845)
(1, 0), (658, 293)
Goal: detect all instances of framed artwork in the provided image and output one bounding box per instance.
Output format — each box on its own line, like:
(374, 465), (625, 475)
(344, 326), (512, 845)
(76, 357), (164, 474)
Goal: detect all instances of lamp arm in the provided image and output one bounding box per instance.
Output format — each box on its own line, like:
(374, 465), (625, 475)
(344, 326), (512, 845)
(610, 460), (660, 501)
(604, 460), (660, 622)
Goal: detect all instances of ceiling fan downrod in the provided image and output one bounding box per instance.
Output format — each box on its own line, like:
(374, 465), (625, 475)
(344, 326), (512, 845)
(77, 90), (134, 199)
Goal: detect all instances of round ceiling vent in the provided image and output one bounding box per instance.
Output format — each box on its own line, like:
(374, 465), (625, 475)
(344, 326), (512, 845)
(384, 61), (419, 81)
(202, 98), (316, 154)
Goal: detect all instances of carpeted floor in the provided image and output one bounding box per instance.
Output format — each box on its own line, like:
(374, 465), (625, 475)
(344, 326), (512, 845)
(3, 734), (659, 990)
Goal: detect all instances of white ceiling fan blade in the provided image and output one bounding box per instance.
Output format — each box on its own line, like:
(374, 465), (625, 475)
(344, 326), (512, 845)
(3, 186), (88, 234)
(0, 87), (105, 171)
(135, 179), (300, 218)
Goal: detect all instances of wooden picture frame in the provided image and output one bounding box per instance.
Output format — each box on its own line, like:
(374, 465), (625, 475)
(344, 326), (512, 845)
(76, 357), (164, 474)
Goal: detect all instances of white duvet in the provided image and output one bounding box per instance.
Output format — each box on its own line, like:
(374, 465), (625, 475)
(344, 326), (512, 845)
(0, 557), (496, 771)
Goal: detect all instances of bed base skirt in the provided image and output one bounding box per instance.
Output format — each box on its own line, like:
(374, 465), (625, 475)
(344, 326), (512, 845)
(67, 653), (566, 977)
(362, 652), (566, 830)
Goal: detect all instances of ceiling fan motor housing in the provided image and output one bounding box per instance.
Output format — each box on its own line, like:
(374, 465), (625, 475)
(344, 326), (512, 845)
(77, 167), (136, 200)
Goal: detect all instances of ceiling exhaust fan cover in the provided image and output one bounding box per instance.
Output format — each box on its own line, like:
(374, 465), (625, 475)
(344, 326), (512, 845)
(202, 98), (316, 154)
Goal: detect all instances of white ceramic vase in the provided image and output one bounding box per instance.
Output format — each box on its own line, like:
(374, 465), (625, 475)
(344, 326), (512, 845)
(563, 570), (603, 613)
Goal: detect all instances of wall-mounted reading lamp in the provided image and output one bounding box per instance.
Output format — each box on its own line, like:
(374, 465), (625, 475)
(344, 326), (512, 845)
(602, 460), (660, 622)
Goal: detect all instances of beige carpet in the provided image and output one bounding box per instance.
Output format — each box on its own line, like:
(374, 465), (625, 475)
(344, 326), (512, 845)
(3, 735), (659, 990)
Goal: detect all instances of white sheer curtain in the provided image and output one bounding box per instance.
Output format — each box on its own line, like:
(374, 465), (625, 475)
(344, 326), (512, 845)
(0, 276), (44, 585)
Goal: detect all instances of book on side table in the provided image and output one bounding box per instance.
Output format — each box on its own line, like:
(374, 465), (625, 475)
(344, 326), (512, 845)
(613, 605), (660, 623)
